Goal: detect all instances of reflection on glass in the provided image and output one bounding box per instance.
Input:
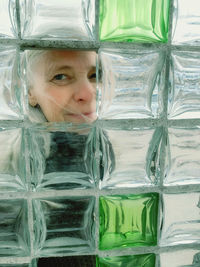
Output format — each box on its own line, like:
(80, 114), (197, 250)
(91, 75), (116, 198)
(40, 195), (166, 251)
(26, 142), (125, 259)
(33, 196), (95, 256)
(28, 125), (115, 191)
(29, 125), (97, 190)
(0, 199), (29, 256)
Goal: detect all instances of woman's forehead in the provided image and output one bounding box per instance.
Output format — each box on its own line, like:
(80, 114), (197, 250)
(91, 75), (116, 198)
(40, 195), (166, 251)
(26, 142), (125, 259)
(37, 50), (96, 77)
(44, 50), (96, 66)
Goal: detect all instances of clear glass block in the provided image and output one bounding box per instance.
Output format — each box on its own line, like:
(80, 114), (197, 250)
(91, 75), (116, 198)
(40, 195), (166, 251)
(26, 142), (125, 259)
(99, 126), (162, 189)
(99, 0), (170, 42)
(97, 253), (156, 267)
(0, 46), (24, 120)
(99, 193), (159, 250)
(0, 128), (28, 191)
(164, 127), (200, 186)
(0, 199), (30, 256)
(20, 0), (95, 40)
(0, 265), (31, 267)
(98, 49), (165, 119)
(172, 0), (200, 45)
(160, 193), (200, 246)
(33, 196), (95, 256)
(0, 261), (37, 267)
(0, 0), (17, 38)
(0, 265), (29, 267)
(28, 125), (97, 191)
(160, 249), (200, 267)
(168, 51), (200, 119)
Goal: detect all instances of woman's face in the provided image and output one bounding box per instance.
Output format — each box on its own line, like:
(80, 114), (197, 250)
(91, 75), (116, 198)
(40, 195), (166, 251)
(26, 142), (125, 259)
(28, 50), (97, 123)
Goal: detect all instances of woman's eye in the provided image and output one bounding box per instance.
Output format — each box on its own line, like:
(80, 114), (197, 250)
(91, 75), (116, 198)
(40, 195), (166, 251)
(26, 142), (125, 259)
(54, 74), (67, 81)
(89, 72), (96, 80)
(51, 74), (72, 84)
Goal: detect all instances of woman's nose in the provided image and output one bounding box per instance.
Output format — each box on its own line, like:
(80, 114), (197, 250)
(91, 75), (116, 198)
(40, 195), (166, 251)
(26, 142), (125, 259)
(73, 79), (95, 102)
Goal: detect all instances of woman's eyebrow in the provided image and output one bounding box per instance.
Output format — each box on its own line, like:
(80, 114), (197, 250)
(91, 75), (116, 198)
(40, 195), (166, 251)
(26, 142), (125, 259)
(55, 65), (97, 73)
(45, 64), (73, 77)
(46, 63), (96, 77)
(51, 65), (73, 72)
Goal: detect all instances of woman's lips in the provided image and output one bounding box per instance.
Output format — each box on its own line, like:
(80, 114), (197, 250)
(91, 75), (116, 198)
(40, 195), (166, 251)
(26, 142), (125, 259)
(65, 112), (96, 121)
(83, 112), (96, 118)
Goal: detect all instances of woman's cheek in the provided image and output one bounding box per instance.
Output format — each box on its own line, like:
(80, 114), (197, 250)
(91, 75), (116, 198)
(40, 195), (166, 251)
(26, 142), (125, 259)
(48, 87), (72, 106)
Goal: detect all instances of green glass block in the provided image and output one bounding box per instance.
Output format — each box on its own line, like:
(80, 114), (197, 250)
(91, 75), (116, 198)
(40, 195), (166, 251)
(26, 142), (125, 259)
(96, 253), (156, 267)
(99, 0), (170, 43)
(99, 193), (159, 250)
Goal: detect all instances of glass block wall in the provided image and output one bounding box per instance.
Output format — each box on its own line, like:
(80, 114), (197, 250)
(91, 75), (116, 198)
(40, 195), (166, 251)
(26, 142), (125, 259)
(0, 0), (200, 266)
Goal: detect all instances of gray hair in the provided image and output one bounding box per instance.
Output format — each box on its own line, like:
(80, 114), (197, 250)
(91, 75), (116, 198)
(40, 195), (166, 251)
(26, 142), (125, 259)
(25, 49), (47, 89)
(25, 49), (48, 122)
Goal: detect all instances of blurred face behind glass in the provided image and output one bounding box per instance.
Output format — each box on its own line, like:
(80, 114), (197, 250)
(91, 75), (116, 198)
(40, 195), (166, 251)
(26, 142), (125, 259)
(28, 50), (97, 123)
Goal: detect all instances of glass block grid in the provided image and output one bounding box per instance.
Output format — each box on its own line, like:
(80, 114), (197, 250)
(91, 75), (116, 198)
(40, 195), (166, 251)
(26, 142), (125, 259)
(0, 0), (200, 266)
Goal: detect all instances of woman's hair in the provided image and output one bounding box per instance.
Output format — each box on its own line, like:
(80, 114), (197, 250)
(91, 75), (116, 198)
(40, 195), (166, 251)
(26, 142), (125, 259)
(25, 49), (48, 123)
(25, 49), (46, 89)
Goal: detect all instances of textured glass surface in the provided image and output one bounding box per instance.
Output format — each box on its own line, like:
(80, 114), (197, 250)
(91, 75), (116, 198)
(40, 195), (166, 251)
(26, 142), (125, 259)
(0, 261), (37, 267)
(0, 265), (31, 267)
(164, 127), (200, 185)
(160, 249), (200, 267)
(0, 0), (17, 38)
(33, 196), (95, 256)
(28, 126), (96, 190)
(97, 253), (156, 267)
(99, 127), (162, 189)
(160, 193), (200, 246)
(1, 0), (200, 263)
(99, 0), (170, 42)
(0, 199), (29, 256)
(172, 0), (200, 45)
(20, 0), (95, 40)
(168, 51), (200, 119)
(0, 46), (24, 120)
(98, 49), (165, 119)
(99, 193), (159, 250)
(0, 128), (27, 191)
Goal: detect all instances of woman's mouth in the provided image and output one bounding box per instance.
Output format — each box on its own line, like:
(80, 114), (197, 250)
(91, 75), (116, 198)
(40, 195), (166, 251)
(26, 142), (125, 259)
(65, 112), (96, 122)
